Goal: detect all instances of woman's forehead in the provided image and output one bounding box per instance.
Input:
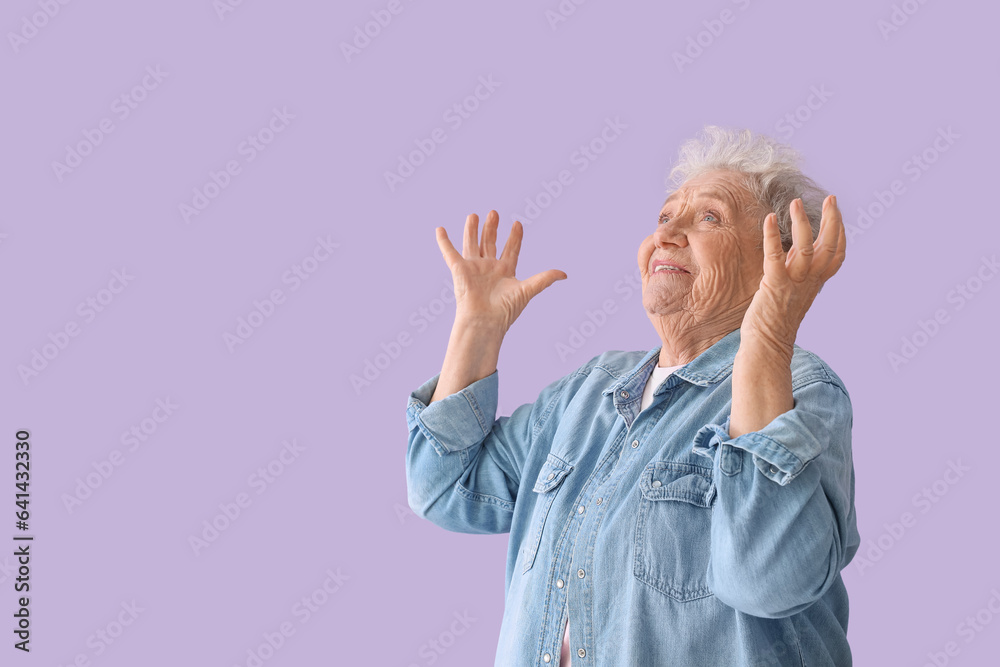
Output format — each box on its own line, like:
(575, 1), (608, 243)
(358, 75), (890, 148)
(662, 172), (752, 211)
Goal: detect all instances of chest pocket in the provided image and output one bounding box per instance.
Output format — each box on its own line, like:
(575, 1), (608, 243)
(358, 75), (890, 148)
(633, 461), (716, 602)
(520, 453), (573, 575)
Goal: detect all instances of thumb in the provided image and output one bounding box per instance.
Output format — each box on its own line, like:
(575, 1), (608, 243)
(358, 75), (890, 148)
(520, 269), (567, 301)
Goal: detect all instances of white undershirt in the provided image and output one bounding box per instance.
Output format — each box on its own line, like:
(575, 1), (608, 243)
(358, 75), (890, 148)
(560, 358), (687, 664)
(639, 361), (687, 412)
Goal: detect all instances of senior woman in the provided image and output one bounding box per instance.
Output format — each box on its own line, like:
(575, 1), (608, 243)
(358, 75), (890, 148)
(404, 126), (859, 666)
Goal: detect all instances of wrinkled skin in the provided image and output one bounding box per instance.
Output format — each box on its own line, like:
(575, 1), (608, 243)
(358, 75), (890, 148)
(638, 169), (767, 366)
(638, 168), (845, 366)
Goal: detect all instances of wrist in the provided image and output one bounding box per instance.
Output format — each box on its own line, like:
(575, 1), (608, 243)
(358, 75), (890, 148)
(738, 328), (794, 365)
(453, 313), (507, 341)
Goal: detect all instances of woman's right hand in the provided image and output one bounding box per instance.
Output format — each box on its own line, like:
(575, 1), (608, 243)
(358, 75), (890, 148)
(436, 210), (567, 339)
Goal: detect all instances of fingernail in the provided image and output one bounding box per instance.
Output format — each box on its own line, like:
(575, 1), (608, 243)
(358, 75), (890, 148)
(831, 195), (837, 208)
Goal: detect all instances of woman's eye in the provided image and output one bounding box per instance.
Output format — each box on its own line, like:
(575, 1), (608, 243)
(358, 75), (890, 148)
(659, 211), (721, 224)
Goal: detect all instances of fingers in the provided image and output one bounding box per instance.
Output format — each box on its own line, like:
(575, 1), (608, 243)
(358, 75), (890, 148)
(786, 198), (814, 282)
(453, 211), (521, 265)
(837, 217), (846, 265)
(500, 219), (523, 267)
(463, 213), (480, 257)
(819, 207), (847, 282)
(435, 226), (462, 268)
(762, 213), (786, 278)
(521, 269), (568, 301)
(813, 195), (843, 278)
(481, 210), (499, 258)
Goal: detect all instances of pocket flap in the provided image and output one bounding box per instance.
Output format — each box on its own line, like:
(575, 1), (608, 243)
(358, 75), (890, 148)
(638, 461), (715, 506)
(532, 453), (573, 493)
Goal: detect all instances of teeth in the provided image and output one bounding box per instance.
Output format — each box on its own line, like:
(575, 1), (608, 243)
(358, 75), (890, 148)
(654, 265), (684, 273)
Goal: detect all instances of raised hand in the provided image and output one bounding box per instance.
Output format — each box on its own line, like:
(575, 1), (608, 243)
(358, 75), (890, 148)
(436, 210), (567, 339)
(739, 195), (847, 354)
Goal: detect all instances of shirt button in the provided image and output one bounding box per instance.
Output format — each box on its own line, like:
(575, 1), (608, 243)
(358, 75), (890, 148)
(596, 497), (603, 505)
(577, 505), (585, 514)
(543, 652), (551, 663)
(631, 440), (639, 448)
(556, 578), (564, 588)
(578, 648), (587, 658)
(769, 464), (779, 474)
(547, 472), (555, 480)
(578, 568), (585, 578)
(651, 479), (662, 488)
(620, 390), (629, 398)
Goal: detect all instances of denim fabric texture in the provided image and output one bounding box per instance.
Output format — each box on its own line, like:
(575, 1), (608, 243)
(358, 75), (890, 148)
(405, 327), (860, 666)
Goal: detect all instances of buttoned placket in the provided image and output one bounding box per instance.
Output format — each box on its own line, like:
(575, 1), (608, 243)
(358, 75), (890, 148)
(538, 360), (677, 665)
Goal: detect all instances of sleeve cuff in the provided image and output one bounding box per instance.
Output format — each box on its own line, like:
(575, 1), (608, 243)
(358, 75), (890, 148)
(406, 370), (499, 456)
(692, 413), (808, 486)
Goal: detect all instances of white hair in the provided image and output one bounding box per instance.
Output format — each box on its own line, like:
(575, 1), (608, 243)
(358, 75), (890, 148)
(666, 125), (829, 252)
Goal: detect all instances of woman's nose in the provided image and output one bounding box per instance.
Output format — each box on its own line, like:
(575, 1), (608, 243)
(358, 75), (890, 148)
(654, 218), (687, 248)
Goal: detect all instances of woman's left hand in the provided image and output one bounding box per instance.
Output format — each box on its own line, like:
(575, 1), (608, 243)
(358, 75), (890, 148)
(739, 195), (847, 356)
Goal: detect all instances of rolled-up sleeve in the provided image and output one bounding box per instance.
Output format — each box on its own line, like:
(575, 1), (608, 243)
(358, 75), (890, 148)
(691, 376), (860, 619)
(405, 368), (573, 535)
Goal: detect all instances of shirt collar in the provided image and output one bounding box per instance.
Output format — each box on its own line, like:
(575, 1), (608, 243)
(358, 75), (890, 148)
(600, 327), (743, 398)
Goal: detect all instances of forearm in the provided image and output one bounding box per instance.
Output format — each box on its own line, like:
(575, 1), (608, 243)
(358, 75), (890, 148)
(406, 362), (516, 534)
(729, 337), (794, 438)
(430, 316), (505, 403)
(696, 368), (855, 617)
(707, 460), (840, 618)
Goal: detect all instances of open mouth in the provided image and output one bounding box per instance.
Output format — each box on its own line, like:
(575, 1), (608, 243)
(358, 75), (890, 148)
(652, 265), (689, 275)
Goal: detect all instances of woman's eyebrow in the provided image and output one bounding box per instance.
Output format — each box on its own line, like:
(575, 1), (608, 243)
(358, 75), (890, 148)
(661, 190), (732, 212)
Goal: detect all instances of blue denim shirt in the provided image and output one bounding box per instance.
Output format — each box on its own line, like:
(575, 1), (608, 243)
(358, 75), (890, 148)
(405, 327), (860, 666)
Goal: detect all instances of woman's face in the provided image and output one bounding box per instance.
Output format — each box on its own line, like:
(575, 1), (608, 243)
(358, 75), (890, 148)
(638, 169), (766, 323)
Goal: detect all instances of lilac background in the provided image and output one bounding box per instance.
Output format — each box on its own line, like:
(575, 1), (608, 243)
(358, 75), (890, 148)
(2, 0), (999, 664)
